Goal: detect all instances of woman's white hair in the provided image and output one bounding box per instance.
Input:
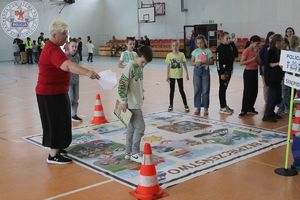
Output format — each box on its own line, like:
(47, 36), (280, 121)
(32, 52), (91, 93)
(49, 19), (68, 35)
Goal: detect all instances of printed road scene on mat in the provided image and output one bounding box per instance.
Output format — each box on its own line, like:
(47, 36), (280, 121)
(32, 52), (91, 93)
(25, 112), (287, 188)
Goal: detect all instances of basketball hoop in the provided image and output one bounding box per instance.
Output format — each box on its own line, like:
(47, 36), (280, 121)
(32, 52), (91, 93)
(139, 20), (149, 24)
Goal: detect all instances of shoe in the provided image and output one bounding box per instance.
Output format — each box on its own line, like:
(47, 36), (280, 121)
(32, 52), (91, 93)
(248, 110), (258, 115)
(59, 149), (68, 155)
(291, 164), (300, 172)
(72, 115), (82, 122)
(125, 152), (131, 160)
(262, 116), (278, 122)
(204, 108), (209, 116)
(220, 107), (233, 115)
(184, 105), (190, 113)
(194, 108), (200, 115)
(277, 109), (284, 115)
(239, 112), (247, 117)
(226, 106), (234, 113)
(130, 153), (142, 163)
(47, 154), (72, 164)
(168, 105), (173, 112)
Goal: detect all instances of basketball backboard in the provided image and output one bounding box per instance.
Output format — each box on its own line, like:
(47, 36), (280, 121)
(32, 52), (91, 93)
(138, 7), (155, 23)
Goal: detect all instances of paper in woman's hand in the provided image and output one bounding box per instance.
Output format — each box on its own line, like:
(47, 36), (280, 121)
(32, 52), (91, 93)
(97, 70), (117, 90)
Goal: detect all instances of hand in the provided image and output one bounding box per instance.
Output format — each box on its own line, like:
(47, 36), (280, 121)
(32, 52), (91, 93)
(166, 76), (170, 82)
(87, 70), (100, 80)
(220, 74), (226, 80)
(121, 103), (127, 112)
(196, 61), (202, 66)
(186, 74), (189, 80)
(251, 56), (257, 62)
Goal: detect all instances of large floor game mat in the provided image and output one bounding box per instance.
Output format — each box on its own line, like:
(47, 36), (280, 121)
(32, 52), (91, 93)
(25, 112), (286, 188)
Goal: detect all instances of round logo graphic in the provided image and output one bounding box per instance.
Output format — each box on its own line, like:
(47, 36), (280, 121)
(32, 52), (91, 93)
(1, 1), (39, 39)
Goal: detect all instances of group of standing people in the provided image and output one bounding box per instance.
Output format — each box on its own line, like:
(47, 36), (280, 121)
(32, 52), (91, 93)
(13, 32), (90, 65)
(217, 27), (297, 123)
(261, 27), (299, 122)
(231, 28), (296, 123)
(13, 34), (44, 64)
(165, 33), (236, 117)
(109, 35), (150, 57)
(165, 27), (296, 123)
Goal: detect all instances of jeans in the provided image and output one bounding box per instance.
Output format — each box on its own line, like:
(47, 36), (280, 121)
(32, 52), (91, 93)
(126, 109), (145, 154)
(169, 78), (188, 106)
(32, 52), (38, 63)
(13, 52), (20, 64)
(277, 79), (290, 112)
(68, 81), (79, 116)
(193, 67), (210, 109)
(292, 136), (300, 167)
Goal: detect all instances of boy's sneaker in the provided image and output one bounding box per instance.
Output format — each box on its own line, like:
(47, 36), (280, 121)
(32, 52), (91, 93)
(47, 154), (72, 164)
(204, 108), (209, 116)
(168, 105), (173, 112)
(72, 115), (82, 122)
(130, 153), (143, 163)
(184, 105), (190, 113)
(220, 107), (233, 115)
(124, 152), (131, 160)
(59, 149), (68, 155)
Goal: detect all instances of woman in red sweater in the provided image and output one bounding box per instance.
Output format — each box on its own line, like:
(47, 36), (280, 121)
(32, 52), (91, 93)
(36, 20), (100, 164)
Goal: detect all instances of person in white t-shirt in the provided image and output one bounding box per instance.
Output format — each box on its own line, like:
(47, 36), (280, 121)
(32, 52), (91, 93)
(118, 37), (137, 68)
(86, 40), (95, 62)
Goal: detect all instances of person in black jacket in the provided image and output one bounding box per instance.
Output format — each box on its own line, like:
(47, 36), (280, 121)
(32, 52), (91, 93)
(77, 37), (83, 61)
(144, 35), (151, 46)
(216, 32), (238, 114)
(259, 31), (275, 106)
(263, 34), (284, 122)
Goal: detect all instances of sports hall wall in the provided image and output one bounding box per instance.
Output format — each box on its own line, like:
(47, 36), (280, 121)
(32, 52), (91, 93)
(1, 0), (300, 61)
(103, 0), (300, 39)
(0, 0), (104, 61)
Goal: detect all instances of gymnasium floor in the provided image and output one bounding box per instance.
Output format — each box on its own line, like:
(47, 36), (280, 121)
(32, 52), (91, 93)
(0, 56), (299, 200)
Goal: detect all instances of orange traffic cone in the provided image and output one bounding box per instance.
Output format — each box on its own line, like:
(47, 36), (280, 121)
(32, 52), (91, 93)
(91, 93), (107, 125)
(292, 105), (300, 137)
(130, 143), (168, 200)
